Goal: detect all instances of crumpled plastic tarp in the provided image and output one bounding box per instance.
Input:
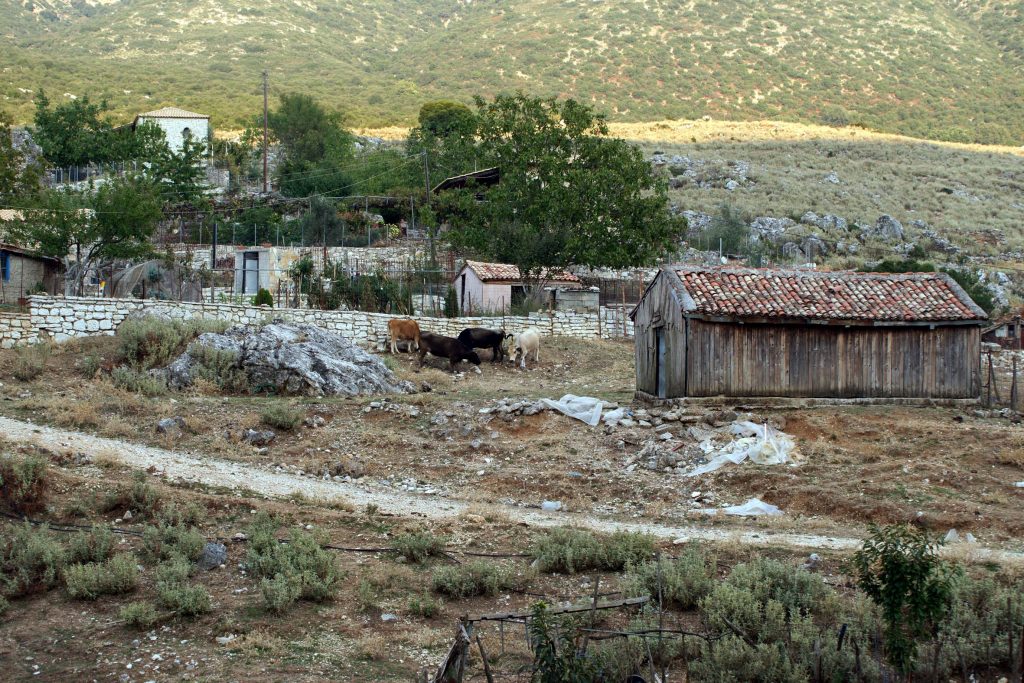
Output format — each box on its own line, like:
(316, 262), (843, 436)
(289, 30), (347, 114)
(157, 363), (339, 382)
(541, 394), (626, 427)
(695, 497), (784, 517)
(685, 421), (796, 477)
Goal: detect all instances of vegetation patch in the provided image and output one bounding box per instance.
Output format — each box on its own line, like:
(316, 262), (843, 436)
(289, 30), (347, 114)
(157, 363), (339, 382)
(64, 553), (139, 600)
(0, 452), (49, 514)
(531, 527), (655, 574)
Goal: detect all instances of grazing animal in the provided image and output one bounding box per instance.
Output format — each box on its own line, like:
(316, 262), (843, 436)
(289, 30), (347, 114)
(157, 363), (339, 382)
(387, 318), (421, 354)
(418, 332), (482, 373)
(512, 327), (541, 369)
(457, 327), (512, 363)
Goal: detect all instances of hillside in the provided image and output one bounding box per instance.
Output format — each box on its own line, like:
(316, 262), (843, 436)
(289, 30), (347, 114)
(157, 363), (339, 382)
(1, 0), (1023, 143)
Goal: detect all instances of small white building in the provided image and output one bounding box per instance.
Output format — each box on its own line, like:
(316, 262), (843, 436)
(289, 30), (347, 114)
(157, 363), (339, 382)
(452, 260), (583, 314)
(133, 107), (210, 153)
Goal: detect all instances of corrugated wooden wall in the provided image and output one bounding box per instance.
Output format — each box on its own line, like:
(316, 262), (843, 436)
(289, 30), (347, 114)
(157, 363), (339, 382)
(684, 320), (981, 398)
(632, 275), (686, 397)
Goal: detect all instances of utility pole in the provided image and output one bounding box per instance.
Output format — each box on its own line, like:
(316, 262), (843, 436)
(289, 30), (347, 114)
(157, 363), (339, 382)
(422, 151), (436, 266)
(262, 70), (269, 194)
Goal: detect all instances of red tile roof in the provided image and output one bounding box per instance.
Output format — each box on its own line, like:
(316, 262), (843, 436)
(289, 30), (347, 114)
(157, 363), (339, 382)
(464, 260), (581, 284)
(670, 266), (987, 323)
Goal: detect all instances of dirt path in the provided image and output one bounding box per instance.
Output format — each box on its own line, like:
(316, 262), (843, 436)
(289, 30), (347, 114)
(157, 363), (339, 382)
(3, 415), (1020, 563)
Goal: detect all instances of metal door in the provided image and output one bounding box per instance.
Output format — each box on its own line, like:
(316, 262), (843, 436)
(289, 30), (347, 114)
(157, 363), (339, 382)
(243, 252), (259, 294)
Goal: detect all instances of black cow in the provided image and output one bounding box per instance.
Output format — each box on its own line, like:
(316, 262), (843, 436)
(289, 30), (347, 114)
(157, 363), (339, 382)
(418, 332), (482, 372)
(456, 327), (512, 363)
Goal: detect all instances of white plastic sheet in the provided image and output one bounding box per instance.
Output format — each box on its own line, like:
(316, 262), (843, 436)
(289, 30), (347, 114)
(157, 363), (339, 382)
(696, 497), (784, 517)
(685, 421), (796, 477)
(540, 394), (607, 426)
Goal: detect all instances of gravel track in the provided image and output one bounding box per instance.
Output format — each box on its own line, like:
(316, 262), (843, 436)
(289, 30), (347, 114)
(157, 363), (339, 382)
(2, 415), (1020, 563)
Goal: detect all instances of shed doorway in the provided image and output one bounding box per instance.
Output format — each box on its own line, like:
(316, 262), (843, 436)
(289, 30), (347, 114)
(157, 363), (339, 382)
(655, 326), (666, 399)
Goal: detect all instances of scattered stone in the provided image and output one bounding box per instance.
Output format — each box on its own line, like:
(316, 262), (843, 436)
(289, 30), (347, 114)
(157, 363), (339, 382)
(122, 510), (133, 521)
(801, 553), (822, 571)
(242, 429), (276, 447)
(304, 415), (326, 428)
(198, 542), (228, 570)
(381, 613), (399, 623)
(156, 417), (186, 434)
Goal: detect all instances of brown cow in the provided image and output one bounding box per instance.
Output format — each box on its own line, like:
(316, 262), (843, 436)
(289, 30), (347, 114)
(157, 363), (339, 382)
(387, 318), (421, 354)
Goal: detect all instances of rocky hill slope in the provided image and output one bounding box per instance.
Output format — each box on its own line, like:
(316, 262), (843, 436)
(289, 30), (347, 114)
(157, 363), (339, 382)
(1, 0), (1022, 143)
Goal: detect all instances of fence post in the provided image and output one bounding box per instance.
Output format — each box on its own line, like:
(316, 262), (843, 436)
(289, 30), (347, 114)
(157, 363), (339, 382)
(1012, 356), (1019, 412)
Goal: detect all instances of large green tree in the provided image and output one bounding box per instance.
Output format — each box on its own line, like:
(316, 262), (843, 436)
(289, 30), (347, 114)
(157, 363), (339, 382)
(150, 132), (209, 205)
(10, 175), (162, 294)
(440, 93), (684, 278)
(263, 93), (356, 197)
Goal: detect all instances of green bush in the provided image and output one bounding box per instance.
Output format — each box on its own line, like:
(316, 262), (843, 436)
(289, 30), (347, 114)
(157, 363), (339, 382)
(252, 288), (273, 307)
(430, 560), (525, 598)
(625, 546), (716, 609)
(188, 344), (249, 393)
(78, 354), (103, 379)
(407, 592), (440, 618)
(0, 523), (65, 597)
(110, 366), (168, 396)
(155, 555), (211, 617)
(853, 524), (958, 674)
(128, 471), (161, 516)
(531, 528), (655, 574)
(65, 553), (139, 600)
(117, 317), (228, 370)
(260, 404), (304, 431)
(66, 526), (115, 564)
(12, 344), (50, 381)
(245, 513), (343, 610)
(0, 453), (49, 514)
(0, 595), (8, 616)
(260, 572), (301, 613)
(392, 531), (446, 564)
(156, 501), (203, 529)
(443, 285), (460, 318)
(142, 522), (205, 563)
(120, 601), (159, 628)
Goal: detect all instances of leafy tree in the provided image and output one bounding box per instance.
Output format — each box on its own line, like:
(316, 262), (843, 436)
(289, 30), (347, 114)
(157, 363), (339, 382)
(441, 93), (684, 279)
(261, 93), (356, 196)
(852, 524), (959, 675)
(150, 132), (208, 204)
(0, 110), (44, 204)
(32, 91), (117, 168)
(417, 100), (476, 139)
(699, 204), (751, 254)
(10, 176), (161, 294)
(406, 101), (480, 195)
(528, 601), (595, 683)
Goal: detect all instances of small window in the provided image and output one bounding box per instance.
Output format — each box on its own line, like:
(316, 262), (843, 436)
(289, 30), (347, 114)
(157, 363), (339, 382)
(1, 252), (9, 282)
(182, 127), (192, 139)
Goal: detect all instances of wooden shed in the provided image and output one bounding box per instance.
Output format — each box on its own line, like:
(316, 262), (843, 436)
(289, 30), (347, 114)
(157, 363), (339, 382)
(630, 266), (988, 400)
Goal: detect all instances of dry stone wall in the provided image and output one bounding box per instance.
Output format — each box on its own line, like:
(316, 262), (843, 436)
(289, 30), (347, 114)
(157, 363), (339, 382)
(0, 312), (37, 349)
(23, 295), (634, 348)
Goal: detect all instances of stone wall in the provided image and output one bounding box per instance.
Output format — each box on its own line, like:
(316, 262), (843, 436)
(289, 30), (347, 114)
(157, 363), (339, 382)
(0, 311), (36, 349)
(23, 295), (634, 348)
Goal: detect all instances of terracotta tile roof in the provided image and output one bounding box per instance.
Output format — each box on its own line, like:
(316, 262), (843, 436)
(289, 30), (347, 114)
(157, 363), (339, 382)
(464, 260), (581, 284)
(671, 266), (987, 323)
(136, 107), (209, 119)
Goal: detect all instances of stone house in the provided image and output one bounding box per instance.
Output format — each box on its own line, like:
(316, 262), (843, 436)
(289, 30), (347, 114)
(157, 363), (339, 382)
(132, 107), (210, 153)
(0, 244), (62, 304)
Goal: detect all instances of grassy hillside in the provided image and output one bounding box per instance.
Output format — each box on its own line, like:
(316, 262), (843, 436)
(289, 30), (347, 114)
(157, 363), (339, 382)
(1, 0), (1023, 143)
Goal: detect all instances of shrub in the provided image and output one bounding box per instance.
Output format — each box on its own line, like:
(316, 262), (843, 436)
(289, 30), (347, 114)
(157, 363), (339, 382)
(120, 601), (158, 629)
(78, 354), (103, 379)
(431, 560), (525, 599)
(252, 288), (273, 307)
(142, 523), (204, 563)
(0, 595), (8, 616)
(66, 526), (115, 564)
(155, 555), (211, 617)
(188, 344), (249, 393)
(12, 344), (49, 381)
(245, 513), (343, 610)
(392, 531), (446, 564)
(0, 453), (49, 514)
(625, 546), (716, 610)
(407, 592), (440, 618)
(443, 285), (460, 318)
(65, 553), (139, 600)
(931, 574), (1024, 677)
(260, 404), (304, 431)
(117, 317), (228, 370)
(128, 471), (161, 516)
(156, 501), (203, 529)
(853, 524), (958, 675)
(0, 523), (65, 597)
(110, 366), (167, 396)
(260, 572), (301, 613)
(356, 578), (376, 611)
(531, 528), (655, 574)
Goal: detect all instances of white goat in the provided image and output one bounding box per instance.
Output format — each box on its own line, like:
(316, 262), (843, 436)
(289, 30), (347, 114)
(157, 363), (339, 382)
(512, 327), (541, 369)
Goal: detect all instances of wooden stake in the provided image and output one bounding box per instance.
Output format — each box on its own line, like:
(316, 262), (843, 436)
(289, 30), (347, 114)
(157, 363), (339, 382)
(475, 634), (495, 683)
